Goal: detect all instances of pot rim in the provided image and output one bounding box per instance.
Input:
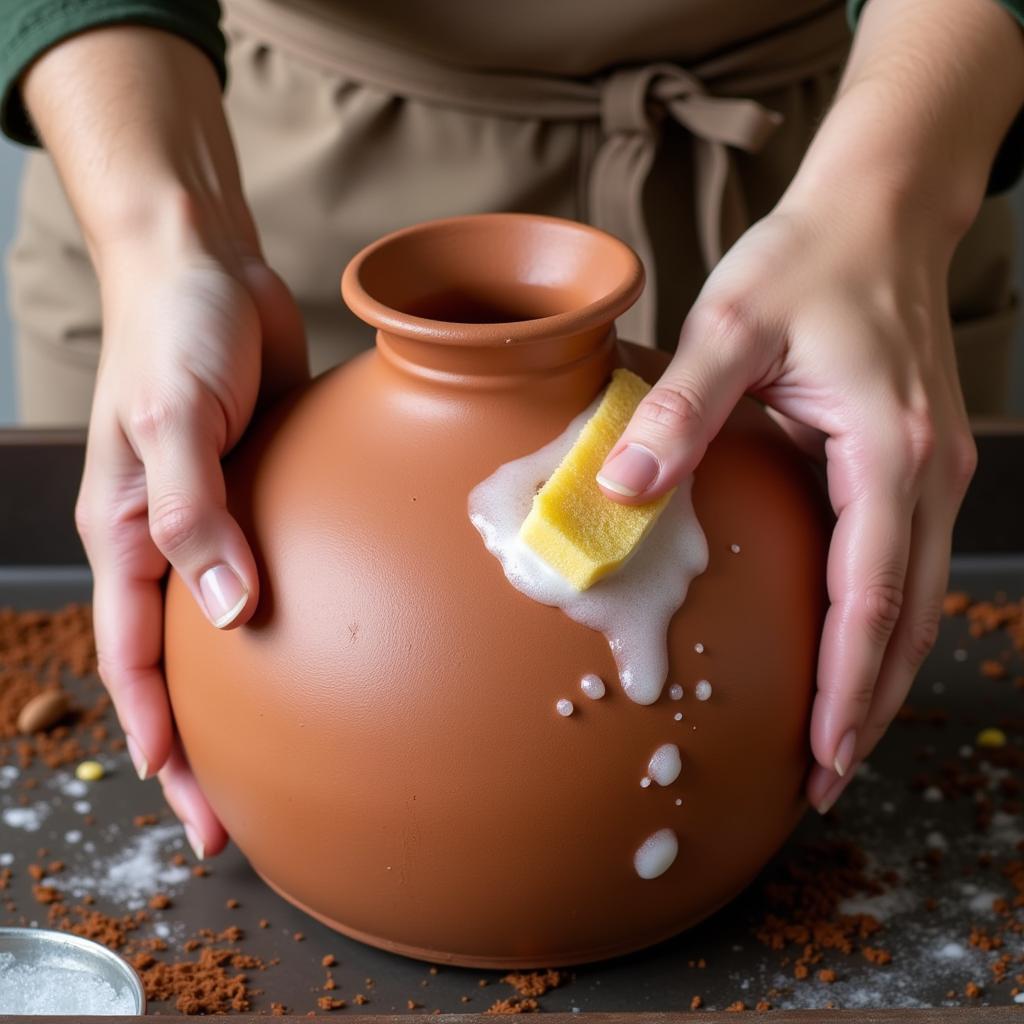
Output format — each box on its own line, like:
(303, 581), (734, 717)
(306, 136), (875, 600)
(341, 212), (644, 346)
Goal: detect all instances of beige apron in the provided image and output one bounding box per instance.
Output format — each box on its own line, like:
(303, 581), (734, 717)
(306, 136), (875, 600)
(7, 0), (1018, 424)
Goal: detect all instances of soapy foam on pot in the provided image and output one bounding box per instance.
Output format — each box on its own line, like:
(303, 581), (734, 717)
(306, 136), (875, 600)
(634, 828), (678, 879)
(580, 673), (606, 700)
(469, 394), (708, 706)
(648, 743), (682, 786)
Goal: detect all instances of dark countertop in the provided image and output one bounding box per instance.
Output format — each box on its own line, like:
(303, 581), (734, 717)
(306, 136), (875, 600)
(1, 560), (1022, 1018)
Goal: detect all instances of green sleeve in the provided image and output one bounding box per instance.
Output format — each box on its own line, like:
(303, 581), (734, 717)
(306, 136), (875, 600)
(0, 0), (226, 146)
(847, 0), (1024, 195)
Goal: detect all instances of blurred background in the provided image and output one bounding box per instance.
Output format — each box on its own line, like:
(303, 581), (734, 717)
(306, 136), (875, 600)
(2, 134), (1024, 423)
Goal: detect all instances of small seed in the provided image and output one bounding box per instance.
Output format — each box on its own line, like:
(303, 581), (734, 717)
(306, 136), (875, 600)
(75, 760), (104, 782)
(17, 690), (71, 735)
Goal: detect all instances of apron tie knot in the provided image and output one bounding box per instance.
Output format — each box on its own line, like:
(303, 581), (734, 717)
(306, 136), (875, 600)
(592, 62), (783, 346)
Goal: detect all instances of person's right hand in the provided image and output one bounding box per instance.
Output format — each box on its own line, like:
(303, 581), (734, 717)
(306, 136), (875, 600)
(75, 236), (307, 861)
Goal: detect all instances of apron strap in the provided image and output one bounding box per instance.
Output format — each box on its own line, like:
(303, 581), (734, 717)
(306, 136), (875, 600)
(591, 64), (782, 346)
(225, 0), (847, 349)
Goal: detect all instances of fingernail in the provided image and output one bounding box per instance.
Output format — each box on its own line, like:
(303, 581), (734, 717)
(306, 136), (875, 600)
(184, 823), (205, 862)
(125, 734), (149, 781)
(597, 444), (660, 497)
(833, 729), (857, 778)
(199, 564), (248, 629)
(816, 771), (852, 816)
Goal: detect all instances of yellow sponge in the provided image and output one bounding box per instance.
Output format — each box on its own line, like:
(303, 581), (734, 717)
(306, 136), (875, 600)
(519, 369), (672, 590)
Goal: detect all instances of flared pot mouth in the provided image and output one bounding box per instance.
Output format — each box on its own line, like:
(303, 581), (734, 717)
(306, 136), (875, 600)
(341, 213), (644, 346)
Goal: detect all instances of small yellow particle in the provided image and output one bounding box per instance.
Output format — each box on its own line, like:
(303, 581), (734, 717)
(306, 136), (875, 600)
(75, 760), (105, 782)
(976, 728), (1007, 749)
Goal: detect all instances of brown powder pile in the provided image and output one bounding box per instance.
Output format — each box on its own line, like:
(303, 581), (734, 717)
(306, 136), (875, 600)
(485, 996), (541, 1014)
(500, 969), (564, 997)
(0, 604), (118, 771)
(755, 839), (889, 982)
(136, 946), (262, 1014)
(945, 591), (1024, 670)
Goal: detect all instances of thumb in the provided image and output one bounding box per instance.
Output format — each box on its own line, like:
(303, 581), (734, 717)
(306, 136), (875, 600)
(597, 303), (764, 503)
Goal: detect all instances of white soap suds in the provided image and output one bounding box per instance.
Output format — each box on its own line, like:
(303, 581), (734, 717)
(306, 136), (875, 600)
(673, 712), (683, 722)
(556, 698), (574, 717)
(469, 392), (708, 706)
(640, 776), (652, 789)
(579, 674), (606, 700)
(669, 684), (683, 701)
(634, 828), (678, 879)
(695, 680), (712, 701)
(647, 743), (682, 786)
(693, 642), (705, 654)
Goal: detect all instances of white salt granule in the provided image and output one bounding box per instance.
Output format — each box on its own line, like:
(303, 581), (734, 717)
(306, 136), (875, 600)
(49, 823), (191, 910)
(0, 953), (135, 1014)
(695, 680), (712, 701)
(924, 832), (948, 851)
(60, 777), (88, 798)
(2, 803), (49, 832)
(922, 786), (943, 803)
(556, 699), (574, 717)
(935, 942), (965, 959)
(64, 830), (82, 845)
(953, 648), (968, 662)
(0, 853), (13, 866)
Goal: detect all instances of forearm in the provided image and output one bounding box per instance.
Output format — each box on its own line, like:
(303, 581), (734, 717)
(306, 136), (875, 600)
(22, 25), (257, 270)
(786, 0), (1024, 244)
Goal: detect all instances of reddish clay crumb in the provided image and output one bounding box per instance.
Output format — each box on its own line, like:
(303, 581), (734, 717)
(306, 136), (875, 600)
(318, 996), (346, 1010)
(862, 946), (893, 965)
(755, 1000), (772, 1012)
(324, 975), (337, 991)
(293, 931), (305, 942)
(460, 996), (473, 1004)
(429, 965), (439, 975)
(32, 884), (59, 904)
(485, 996), (540, 1014)
(980, 659), (1009, 680)
(148, 893), (171, 910)
(942, 592), (971, 616)
(271, 1002), (287, 1016)
(258, 918), (270, 929)
(501, 970), (564, 997)
(690, 996), (702, 1010)
(226, 898), (239, 909)
(725, 1001), (746, 1012)
(965, 981), (983, 999)
(793, 964), (809, 980)
(322, 954), (336, 967)
(353, 993), (369, 1005)
(132, 813), (158, 827)
(191, 865), (208, 877)
(408, 999), (422, 1009)
(817, 968), (837, 983)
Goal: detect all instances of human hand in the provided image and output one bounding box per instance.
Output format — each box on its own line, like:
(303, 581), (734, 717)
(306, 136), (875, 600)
(597, 196), (975, 813)
(75, 238), (307, 859)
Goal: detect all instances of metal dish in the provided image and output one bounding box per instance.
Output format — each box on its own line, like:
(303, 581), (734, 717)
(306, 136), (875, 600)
(0, 926), (145, 1015)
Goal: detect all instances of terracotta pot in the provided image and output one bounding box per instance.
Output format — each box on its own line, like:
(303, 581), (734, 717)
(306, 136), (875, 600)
(165, 213), (828, 968)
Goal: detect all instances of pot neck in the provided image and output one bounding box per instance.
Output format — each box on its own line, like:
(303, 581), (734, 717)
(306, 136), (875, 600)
(375, 322), (618, 389)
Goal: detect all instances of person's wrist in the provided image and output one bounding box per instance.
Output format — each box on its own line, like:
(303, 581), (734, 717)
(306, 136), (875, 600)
(781, 82), (988, 256)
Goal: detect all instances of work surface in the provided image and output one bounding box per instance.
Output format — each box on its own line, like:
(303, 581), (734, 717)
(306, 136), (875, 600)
(0, 557), (1021, 1018)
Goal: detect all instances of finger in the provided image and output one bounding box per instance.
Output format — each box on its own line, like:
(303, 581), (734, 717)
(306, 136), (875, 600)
(597, 299), (774, 503)
(158, 736), (229, 860)
(808, 433), (923, 785)
(240, 260), (310, 405)
(129, 392), (259, 630)
(809, 431), (975, 811)
(77, 418), (174, 780)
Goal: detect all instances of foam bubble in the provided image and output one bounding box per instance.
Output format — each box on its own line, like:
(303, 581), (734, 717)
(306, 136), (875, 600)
(669, 684), (683, 700)
(634, 828), (678, 879)
(580, 674), (606, 700)
(648, 743), (682, 786)
(468, 392), (708, 706)
(556, 699), (574, 717)
(695, 680), (712, 701)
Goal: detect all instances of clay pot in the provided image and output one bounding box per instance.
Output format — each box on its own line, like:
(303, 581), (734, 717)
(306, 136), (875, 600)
(164, 213), (828, 968)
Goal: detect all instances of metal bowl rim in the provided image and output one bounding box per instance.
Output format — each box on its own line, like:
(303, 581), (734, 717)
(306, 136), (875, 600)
(0, 924), (146, 1013)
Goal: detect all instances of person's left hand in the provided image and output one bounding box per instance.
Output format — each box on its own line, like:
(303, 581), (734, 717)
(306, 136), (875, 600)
(596, 189), (977, 813)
